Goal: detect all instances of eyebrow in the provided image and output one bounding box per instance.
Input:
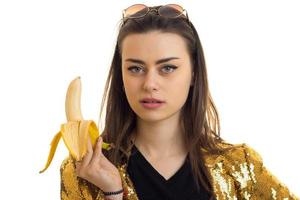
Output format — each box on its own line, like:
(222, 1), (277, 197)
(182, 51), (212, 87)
(125, 57), (180, 65)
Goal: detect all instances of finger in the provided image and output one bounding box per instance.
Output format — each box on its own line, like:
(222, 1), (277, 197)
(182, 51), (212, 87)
(91, 136), (103, 162)
(81, 136), (93, 167)
(75, 161), (82, 174)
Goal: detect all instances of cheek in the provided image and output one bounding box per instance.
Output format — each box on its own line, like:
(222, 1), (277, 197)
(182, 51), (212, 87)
(168, 75), (192, 106)
(123, 76), (138, 92)
(123, 78), (140, 105)
(171, 83), (190, 104)
(122, 71), (133, 91)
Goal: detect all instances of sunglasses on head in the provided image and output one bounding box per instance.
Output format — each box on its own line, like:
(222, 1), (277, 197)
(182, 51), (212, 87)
(122, 4), (190, 25)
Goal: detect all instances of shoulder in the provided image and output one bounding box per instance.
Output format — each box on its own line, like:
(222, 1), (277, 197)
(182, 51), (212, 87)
(221, 142), (263, 164)
(206, 143), (300, 199)
(203, 142), (262, 166)
(203, 143), (264, 197)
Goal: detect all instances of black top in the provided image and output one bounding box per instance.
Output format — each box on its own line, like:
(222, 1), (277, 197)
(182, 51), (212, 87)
(126, 145), (211, 200)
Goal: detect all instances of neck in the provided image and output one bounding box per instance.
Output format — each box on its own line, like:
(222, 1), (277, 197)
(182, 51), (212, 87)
(132, 118), (187, 159)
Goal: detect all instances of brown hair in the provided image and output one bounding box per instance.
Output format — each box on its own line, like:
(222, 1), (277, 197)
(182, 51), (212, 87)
(99, 5), (232, 198)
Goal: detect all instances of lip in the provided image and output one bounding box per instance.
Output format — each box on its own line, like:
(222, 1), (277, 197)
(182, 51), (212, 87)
(140, 98), (165, 103)
(139, 97), (165, 109)
(140, 101), (165, 109)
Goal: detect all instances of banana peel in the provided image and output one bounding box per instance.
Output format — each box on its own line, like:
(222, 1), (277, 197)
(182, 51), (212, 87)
(39, 76), (113, 173)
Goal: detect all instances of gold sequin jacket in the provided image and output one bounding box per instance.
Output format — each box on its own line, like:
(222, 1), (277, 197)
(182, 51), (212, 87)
(60, 143), (299, 199)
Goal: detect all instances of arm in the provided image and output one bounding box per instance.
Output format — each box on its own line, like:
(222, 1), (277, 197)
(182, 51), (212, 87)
(60, 157), (84, 200)
(60, 156), (124, 200)
(243, 144), (299, 199)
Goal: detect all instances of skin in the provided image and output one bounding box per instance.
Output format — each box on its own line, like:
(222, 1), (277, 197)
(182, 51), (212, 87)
(75, 31), (195, 197)
(121, 30), (194, 180)
(75, 137), (123, 200)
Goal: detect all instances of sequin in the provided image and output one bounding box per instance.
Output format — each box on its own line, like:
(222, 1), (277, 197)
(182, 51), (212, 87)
(231, 162), (251, 189)
(59, 143), (299, 200)
(272, 187), (277, 199)
(211, 162), (237, 200)
(249, 163), (257, 183)
(244, 191), (251, 200)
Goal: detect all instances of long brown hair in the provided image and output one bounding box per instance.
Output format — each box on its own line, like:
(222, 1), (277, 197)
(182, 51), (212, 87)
(99, 5), (231, 198)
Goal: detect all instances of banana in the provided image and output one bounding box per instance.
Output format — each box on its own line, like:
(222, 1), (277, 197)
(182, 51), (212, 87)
(65, 76), (84, 121)
(39, 76), (113, 173)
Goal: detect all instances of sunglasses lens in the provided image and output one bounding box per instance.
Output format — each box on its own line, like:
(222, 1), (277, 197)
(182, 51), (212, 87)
(159, 4), (184, 18)
(124, 4), (148, 18)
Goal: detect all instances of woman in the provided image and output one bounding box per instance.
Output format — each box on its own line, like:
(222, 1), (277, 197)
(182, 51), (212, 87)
(60, 4), (299, 200)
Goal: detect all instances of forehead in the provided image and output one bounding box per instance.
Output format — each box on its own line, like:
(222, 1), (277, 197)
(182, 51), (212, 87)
(121, 31), (189, 60)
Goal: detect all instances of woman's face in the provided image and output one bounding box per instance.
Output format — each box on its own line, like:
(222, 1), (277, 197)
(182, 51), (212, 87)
(121, 31), (194, 122)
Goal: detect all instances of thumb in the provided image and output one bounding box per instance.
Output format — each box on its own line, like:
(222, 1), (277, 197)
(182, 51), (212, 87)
(92, 136), (103, 160)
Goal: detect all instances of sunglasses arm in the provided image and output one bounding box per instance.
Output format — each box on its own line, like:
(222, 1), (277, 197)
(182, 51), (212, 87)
(122, 10), (126, 21)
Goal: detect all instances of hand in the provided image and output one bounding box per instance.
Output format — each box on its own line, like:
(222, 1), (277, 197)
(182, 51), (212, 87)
(75, 136), (123, 193)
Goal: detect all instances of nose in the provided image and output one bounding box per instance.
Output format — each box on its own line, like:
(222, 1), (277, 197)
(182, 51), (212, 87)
(143, 69), (159, 92)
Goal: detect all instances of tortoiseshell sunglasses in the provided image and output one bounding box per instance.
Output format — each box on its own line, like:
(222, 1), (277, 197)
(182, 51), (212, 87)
(122, 4), (191, 26)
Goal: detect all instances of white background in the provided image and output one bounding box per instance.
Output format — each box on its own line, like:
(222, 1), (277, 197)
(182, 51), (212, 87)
(0, 0), (299, 199)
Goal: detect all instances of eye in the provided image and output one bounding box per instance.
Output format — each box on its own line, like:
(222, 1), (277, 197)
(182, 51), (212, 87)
(161, 65), (178, 73)
(127, 66), (144, 73)
(127, 65), (178, 74)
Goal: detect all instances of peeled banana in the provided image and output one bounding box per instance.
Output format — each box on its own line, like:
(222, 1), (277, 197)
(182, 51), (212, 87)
(39, 76), (112, 173)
